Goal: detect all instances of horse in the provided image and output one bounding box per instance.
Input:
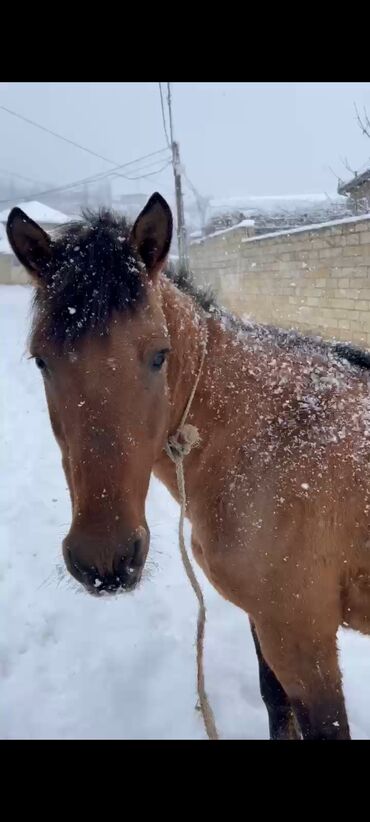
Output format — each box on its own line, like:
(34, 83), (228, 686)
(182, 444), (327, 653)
(7, 192), (370, 740)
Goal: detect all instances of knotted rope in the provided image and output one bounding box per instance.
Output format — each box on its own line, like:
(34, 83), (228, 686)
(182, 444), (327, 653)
(164, 333), (219, 741)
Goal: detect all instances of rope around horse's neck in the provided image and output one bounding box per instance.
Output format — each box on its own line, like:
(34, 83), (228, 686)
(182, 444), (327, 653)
(164, 329), (219, 741)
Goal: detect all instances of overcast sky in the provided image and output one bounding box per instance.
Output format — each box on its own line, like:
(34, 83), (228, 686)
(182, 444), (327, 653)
(0, 82), (370, 202)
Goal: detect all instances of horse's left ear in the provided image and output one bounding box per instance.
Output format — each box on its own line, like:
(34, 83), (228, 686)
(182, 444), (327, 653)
(132, 192), (173, 280)
(6, 207), (52, 282)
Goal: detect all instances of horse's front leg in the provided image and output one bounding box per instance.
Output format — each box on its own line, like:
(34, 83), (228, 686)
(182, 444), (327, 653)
(249, 619), (300, 739)
(253, 614), (350, 740)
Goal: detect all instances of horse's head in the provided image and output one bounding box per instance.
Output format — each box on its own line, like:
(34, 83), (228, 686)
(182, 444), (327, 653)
(7, 194), (173, 595)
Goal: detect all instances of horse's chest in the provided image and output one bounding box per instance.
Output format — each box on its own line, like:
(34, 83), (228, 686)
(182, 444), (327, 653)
(343, 569), (370, 634)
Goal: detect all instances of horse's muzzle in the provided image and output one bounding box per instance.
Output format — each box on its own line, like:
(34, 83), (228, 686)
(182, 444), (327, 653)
(62, 525), (149, 595)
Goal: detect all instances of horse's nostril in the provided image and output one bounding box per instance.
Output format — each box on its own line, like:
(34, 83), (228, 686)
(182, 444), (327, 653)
(132, 538), (143, 567)
(71, 556), (98, 584)
(72, 556), (88, 577)
(117, 555), (135, 578)
(64, 528), (148, 594)
(116, 537), (145, 584)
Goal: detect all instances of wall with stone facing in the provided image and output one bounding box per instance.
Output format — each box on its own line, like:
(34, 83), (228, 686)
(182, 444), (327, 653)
(189, 215), (370, 348)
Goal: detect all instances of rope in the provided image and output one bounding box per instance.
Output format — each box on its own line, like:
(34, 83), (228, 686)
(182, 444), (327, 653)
(165, 331), (219, 741)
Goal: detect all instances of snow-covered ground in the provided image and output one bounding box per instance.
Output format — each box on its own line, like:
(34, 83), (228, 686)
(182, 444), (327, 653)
(1, 285), (370, 740)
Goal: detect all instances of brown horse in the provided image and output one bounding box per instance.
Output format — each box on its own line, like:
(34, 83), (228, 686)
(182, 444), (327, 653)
(7, 194), (370, 740)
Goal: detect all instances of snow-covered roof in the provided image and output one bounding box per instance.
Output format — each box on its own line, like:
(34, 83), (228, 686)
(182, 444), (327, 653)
(242, 211), (370, 243)
(191, 218), (255, 244)
(0, 200), (70, 225)
(209, 192), (345, 216)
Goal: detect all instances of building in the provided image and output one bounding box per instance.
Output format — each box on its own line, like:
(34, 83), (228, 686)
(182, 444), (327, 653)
(203, 193), (352, 237)
(0, 224), (14, 283)
(0, 200), (70, 230)
(338, 169), (370, 214)
(0, 201), (71, 285)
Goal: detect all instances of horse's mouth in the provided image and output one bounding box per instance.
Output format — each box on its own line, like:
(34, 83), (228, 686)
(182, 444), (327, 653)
(62, 527), (149, 596)
(82, 569), (143, 597)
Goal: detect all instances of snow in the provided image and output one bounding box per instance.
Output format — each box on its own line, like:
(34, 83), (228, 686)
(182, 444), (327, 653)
(0, 222), (11, 255)
(1, 284), (370, 739)
(242, 211), (370, 243)
(209, 192), (345, 214)
(0, 239), (11, 254)
(0, 200), (70, 226)
(191, 219), (255, 244)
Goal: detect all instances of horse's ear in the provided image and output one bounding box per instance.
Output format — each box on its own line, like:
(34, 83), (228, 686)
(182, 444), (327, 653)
(6, 207), (52, 282)
(131, 193), (173, 279)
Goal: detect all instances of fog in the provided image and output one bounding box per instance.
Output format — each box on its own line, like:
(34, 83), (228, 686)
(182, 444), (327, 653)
(0, 82), (369, 205)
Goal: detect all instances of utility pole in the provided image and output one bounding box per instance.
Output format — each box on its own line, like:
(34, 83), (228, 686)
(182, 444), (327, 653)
(167, 83), (189, 271)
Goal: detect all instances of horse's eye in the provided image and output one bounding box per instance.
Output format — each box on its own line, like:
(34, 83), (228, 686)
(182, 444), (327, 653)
(151, 350), (168, 370)
(35, 357), (46, 371)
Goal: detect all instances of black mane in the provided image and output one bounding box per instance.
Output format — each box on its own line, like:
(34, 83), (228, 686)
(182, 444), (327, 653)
(33, 209), (146, 343)
(32, 208), (370, 371)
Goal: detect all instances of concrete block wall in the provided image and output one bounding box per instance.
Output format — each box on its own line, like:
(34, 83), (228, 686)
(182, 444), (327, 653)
(189, 215), (370, 348)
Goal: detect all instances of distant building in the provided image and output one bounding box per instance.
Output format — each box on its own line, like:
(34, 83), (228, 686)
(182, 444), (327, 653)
(203, 193), (352, 237)
(338, 169), (370, 214)
(0, 223), (23, 284)
(0, 200), (70, 231)
(0, 201), (71, 285)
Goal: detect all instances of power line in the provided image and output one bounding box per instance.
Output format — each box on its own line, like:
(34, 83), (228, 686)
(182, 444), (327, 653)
(0, 104), (123, 167)
(113, 153), (171, 179)
(166, 82), (188, 270)
(0, 96), (171, 207)
(0, 148), (170, 205)
(167, 83), (175, 146)
(162, 86), (206, 227)
(183, 169), (201, 200)
(0, 169), (112, 205)
(0, 165), (46, 185)
(116, 159), (172, 181)
(183, 171), (210, 230)
(0, 102), (170, 184)
(158, 83), (171, 148)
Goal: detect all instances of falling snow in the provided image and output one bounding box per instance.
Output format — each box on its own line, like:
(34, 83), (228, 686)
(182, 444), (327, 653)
(1, 286), (370, 739)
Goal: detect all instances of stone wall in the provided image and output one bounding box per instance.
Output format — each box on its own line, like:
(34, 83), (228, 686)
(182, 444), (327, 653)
(4, 214), (370, 349)
(189, 214), (370, 348)
(0, 255), (28, 285)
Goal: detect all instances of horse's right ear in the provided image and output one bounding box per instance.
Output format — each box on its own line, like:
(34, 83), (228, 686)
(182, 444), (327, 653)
(6, 207), (52, 282)
(131, 193), (173, 280)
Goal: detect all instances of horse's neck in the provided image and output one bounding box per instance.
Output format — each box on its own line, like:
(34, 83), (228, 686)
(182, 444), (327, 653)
(155, 278), (249, 505)
(160, 278), (209, 433)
